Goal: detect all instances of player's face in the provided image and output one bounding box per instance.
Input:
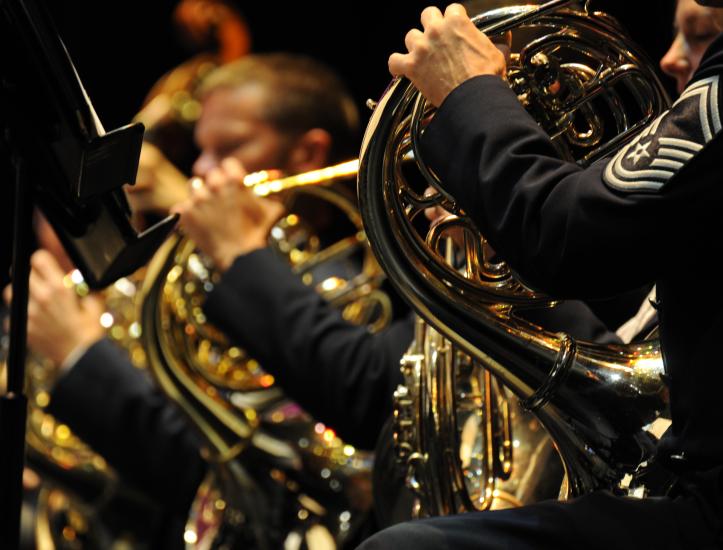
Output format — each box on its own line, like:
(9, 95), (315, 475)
(661, 0), (723, 94)
(192, 84), (295, 178)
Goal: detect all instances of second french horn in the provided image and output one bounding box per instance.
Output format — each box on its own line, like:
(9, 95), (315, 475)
(140, 161), (388, 548)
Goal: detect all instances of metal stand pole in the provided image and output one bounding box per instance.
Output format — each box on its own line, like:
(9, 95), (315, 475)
(0, 154), (32, 550)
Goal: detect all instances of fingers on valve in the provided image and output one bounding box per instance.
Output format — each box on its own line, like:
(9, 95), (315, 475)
(444, 3), (468, 19)
(420, 6), (443, 29)
(189, 177), (213, 201)
(190, 177), (205, 191)
(28, 269), (51, 308)
(220, 157), (246, 181)
(388, 52), (409, 76)
(405, 28), (425, 52)
(30, 250), (58, 279)
(205, 167), (226, 191)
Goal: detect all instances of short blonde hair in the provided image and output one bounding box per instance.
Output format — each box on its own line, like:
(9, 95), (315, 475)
(198, 53), (359, 163)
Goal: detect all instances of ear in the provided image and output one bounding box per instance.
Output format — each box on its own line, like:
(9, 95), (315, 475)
(285, 128), (333, 173)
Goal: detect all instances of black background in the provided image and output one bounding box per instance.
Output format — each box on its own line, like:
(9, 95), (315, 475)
(45, 0), (677, 129)
(1, 0), (677, 286)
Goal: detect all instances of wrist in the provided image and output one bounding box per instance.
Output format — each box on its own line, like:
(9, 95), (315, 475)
(52, 329), (103, 370)
(212, 234), (267, 271)
(59, 338), (98, 374)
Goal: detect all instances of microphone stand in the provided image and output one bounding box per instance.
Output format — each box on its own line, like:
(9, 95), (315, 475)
(0, 151), (32, 549)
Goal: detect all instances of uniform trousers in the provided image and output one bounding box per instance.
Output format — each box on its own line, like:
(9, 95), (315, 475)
(357, 490), (719, 549)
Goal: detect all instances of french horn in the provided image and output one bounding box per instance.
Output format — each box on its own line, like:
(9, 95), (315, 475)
(393, 317), (564, 517)
(2, 269), (156, 549)
(358, 0), (671, 514)
(140, 161), (390, 549)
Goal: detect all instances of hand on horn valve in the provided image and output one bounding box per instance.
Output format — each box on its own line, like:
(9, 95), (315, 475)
(389, 3), (507, 107)
(173, 157), (285, 272)
(3, 250), (105, 370)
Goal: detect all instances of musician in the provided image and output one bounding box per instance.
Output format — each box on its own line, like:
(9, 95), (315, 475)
(354, 2), (723, 548)
(14, 36), (657, 550)
(174, 54), (644, 541)
(172, 7), (655, 539)
(14, 52), (396, 547)
(175, 69), (625, 455)
(660, 0), (723, 95)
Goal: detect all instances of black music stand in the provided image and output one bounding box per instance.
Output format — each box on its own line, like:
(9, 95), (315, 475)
(0, 1), (177, 547)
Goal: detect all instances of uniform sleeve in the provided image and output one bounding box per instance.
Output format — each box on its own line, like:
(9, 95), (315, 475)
(47, 337), (206, 517)
(420, 75), (723, 297)
(203, 248), (413, 450)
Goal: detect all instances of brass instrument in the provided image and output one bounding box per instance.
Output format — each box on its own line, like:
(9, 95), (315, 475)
(358, 0), (670, 514)
(13, 55), (220, 549)
(141, 162), (389, 549)
(394, 318), (564, 517)
(3, 270), (152, 549)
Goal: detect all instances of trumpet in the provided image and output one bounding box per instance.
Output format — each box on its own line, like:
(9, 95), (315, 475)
(186, 158), (389, 321)
(187, 159), (359, 196)
(242, 159), (360, 197)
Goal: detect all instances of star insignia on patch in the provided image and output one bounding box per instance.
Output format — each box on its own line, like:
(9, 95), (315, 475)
(604, 75), (722, 192)
(626, 141), (651, 165)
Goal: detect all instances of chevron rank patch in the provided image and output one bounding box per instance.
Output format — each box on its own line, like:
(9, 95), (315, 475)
(603, 75), (721, 192)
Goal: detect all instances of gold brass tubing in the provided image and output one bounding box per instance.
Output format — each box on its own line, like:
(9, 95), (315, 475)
(483, 369), (495, 510)
(246, 159), (359, 197)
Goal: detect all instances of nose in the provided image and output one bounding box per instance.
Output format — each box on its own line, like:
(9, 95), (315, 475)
(660, 34), (692, 94)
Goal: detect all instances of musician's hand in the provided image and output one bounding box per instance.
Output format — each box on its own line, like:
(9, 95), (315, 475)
(389, 4), (506, 107)
(423, 186), (466, 247)
(423, 186), (452, 225)
(3, 250), (105, 368)
(173, 157), (286, 271)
